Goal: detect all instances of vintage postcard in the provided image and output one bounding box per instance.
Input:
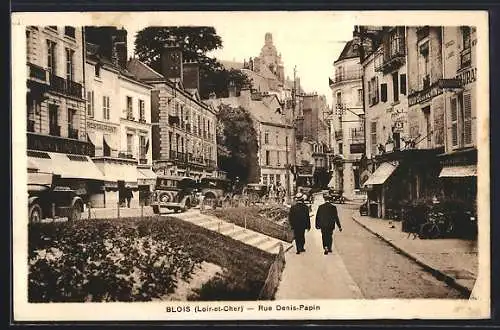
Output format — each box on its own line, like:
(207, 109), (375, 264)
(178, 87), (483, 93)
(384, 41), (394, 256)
(11, 11), (490, 321)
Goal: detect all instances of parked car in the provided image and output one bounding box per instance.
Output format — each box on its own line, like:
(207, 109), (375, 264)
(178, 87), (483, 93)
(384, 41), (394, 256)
(151, 176), (199, 214)
(28, 182), (84, 223)
(199, 177), (233, 206)
(244, 183), (268, 203)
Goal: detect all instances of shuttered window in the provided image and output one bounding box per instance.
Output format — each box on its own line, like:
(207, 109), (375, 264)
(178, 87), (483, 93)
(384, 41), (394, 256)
(450, 98), (458, 147)
(400, 74), (407, 95)
(463, 92), (472, 145)
(381, 83), (387, 102)
(370, 122), (377, 155)
(375, 76), (380, 104)
(87, 90), (94, 118)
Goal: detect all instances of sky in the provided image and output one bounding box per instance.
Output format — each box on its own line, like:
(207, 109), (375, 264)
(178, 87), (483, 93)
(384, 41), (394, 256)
(122, 12), (356, 106)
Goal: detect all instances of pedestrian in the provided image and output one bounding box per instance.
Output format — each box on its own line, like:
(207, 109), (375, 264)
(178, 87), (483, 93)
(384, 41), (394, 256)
(315, 192), (343, 255)
(288, 192), (311, 254)
(125, 185), (133, 208)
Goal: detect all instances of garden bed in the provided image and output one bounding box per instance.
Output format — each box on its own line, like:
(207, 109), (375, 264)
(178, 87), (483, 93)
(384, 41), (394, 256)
(28, 216), (274, 302)
(203, 206), (294, 243)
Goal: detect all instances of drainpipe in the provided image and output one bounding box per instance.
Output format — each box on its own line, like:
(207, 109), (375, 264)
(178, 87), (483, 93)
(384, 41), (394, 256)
(82, 27), (87, 142)
(441, 27), (448, 151)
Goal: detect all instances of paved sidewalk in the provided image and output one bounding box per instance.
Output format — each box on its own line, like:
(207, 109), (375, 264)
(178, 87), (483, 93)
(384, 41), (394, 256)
(351, 212), (478, 296)
(275, 195), (363, 300)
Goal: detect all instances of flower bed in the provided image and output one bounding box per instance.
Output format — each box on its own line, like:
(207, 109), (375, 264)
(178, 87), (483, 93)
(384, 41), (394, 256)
(28, 216), (274, 302)
(204, 206), (294, 243)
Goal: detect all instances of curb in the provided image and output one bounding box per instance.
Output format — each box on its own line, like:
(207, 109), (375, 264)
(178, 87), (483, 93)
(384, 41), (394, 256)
(351, 215), (472, 298)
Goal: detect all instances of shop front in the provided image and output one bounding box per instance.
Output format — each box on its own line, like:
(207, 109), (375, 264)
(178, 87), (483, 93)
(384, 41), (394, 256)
(137, 166), (157, 206)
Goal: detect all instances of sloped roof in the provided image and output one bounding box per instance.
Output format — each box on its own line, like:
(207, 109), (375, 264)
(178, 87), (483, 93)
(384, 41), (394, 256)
(335, 40), (360, 63)
(127, 58), (165, 81)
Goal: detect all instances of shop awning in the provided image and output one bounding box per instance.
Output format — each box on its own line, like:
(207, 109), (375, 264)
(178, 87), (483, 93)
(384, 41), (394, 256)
(99, 162), (138, 187)
(27, 151), (105, 181)
(137, 167), (156, 185)
(439, 165), (477, 178)
(363, 161), (399, 186)
(103, 134), (119, 151)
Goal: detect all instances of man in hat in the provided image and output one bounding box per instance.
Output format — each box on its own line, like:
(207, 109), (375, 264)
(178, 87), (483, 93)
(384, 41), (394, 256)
(288, 192), (311, 254)
(315, 192), (343, 255)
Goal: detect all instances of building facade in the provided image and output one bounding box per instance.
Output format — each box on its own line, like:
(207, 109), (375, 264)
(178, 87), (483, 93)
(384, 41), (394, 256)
(128, 45), (218, 179)
(84, 33), (155, 208)
(26, 26), (105, 204)
(328, 40), (365, 200)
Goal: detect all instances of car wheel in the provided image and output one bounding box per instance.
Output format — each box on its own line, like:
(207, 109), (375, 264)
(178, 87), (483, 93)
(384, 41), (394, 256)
(29, 204), (42, 223)
(152, 205), (160, 214)
(185, 198), (191, 209)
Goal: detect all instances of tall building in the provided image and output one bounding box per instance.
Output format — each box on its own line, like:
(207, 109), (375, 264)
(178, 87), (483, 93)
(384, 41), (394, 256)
(128, 44), (218, 179)
(26, 26), (105, 204)
(328, 40), (365, 200)
(84, 27), (155, 208)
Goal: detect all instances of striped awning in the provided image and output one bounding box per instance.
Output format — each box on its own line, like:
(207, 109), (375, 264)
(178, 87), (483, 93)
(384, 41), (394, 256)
(137, 167), (156, 185)
(439, 165), (477, 178)
(363, 161), (399, 186)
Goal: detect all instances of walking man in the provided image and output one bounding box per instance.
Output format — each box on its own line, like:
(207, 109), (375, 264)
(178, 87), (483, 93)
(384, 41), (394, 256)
(125, 185), (133, 208)
(315, 192), (343, 255)
(288, 192), (311, 254)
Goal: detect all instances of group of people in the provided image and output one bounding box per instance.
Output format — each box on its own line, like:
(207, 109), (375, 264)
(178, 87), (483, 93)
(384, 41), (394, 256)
(288, 191), (343, 255)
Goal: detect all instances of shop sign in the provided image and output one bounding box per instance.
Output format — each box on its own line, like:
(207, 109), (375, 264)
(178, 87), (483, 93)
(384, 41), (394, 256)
(350, 143), (365, 154)
(455, 67), (477, 87)
(409, 85), (443, 106)
(393, 121), (404, 133)
(27, 132), (94, 156)
(87, 120), (117, 133)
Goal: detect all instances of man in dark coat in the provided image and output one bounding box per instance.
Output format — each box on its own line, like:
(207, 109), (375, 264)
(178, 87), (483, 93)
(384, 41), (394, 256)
(288, 192), (311, 254)
(315, 193), (343, 255)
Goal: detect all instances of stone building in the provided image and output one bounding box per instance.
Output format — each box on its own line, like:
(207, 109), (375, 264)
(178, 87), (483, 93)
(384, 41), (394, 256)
(26, 26), (105, 206)
(328, 39), (365, 200)
(84, 27), (155, 208)
(128, 44), (218, 179)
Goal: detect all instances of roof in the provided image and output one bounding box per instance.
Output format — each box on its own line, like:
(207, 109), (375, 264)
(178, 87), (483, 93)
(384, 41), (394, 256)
(220, 60), (245, 71)
(335, 40), (360, 63)
(127, 58), (165, 81)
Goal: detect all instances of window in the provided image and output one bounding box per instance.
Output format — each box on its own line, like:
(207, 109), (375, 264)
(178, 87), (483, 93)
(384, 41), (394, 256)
(461, 26), (472, 68)
(64, 26), (76, 38)
(368, 77), (379, 106)
(126, 96), (133, 119)
(392, 72), (399, 102)
(265, 150), (270, 165)
(65, 48), (74, 81)
(139, 99), (145, 122)
(94, 64), (101, 77)
(168, 132), (173, 151)
(462, 26), (472, 50)
(400, 74), (407, 95)
(389, 28), (404, 57)
(67, 108), (78, 139)
(103, 96), (110, 120)
(370, 122), (377, 155)
(277, 151), (280, 165)
(419, 41), (430, 89)
(87, 90), (94, 117)
(380, 83), (388, 102)
(127, 134), (133, 153)
(103, 135), (111, 157)
(46, 40), (57, 75)
(357, 89), (363, 105)
(463, 92), (472, 145)
(451, 98), (458, 147)
(339, 143), (343, 154)
(49, 104), (59, 136)
(336, 91), (342, 108)
(264, 132), (269, 144)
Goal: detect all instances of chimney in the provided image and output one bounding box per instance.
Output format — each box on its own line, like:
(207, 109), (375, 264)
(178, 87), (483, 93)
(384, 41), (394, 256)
(228, 80), (236, 97)
(160, 41), (183, 82)
(182, 61), (200, 91)
(240, 87), (251, 109)
(113, 28), (128, 69)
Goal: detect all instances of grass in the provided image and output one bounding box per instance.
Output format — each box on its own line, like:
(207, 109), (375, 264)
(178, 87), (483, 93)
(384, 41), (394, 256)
(28, 216), (274, 302)
(203, 205), (294, 243)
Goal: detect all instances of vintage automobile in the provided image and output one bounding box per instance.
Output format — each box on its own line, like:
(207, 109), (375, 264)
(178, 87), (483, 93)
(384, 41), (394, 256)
(244, 183), (268, 203)
(329, 189), (346, 204)
(199, 177), (233, 206)
(151, 176), (199, 214)
(28, 173), (84, 223)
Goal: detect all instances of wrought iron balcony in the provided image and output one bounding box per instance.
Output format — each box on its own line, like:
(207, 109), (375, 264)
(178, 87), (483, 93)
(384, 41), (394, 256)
(67, 80), (83, 98)
(333, 69), (362, 83)
(47, 73), (83, 99)
(27, 63), (48, 83)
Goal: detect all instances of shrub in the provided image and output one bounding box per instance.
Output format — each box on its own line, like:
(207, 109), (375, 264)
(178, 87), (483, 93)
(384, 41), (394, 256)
(28, 216), (274, 302)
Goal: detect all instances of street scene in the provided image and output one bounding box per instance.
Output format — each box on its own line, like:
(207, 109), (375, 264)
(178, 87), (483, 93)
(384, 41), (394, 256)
(20, 14), (482, 307)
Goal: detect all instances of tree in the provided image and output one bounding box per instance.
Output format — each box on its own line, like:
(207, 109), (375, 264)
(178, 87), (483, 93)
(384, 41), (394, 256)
(216, 104), (260, 183)
(134, 27), (252, 99)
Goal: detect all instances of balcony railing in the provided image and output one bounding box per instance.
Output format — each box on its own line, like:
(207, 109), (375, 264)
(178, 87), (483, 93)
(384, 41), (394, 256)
(334, 69), (362, 83)
(28, 63), (48, 83)
(126, 111), (135, 121)
(68, 126), (79, 139)
(47, 73), (83, 98)
(49, 125), (61, 137)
